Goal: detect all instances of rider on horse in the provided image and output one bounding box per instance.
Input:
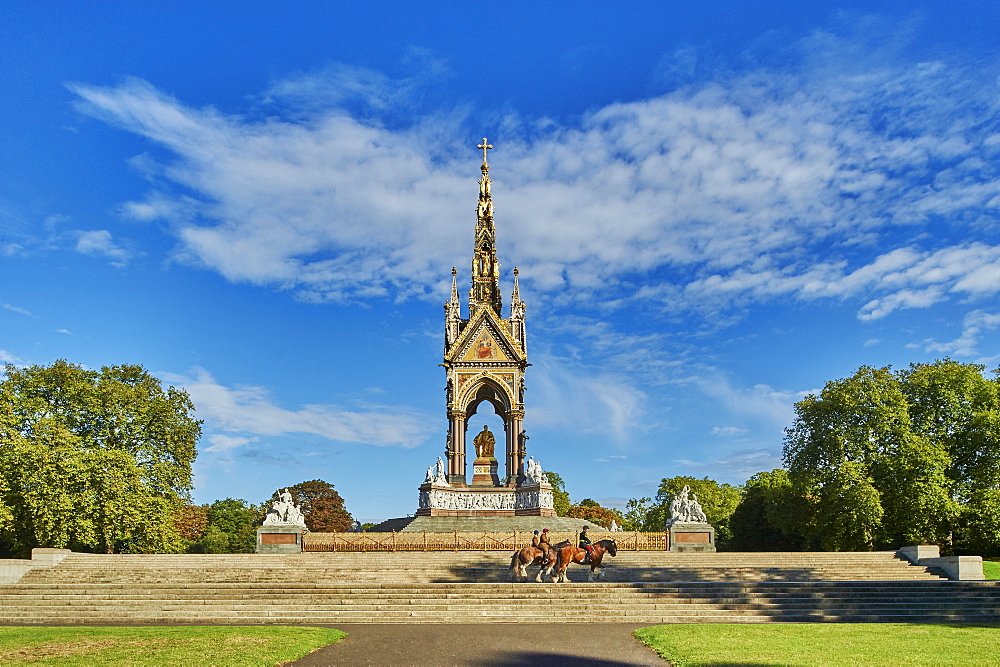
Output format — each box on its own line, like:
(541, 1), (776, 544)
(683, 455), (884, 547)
(579, 526), (593, 563)
(539, 528), (552, 564)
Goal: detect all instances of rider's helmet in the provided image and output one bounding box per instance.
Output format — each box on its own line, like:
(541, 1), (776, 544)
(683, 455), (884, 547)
(533, 530), (539, 535)
(542, 528), (549, 533)
(582, 526), (589, 531)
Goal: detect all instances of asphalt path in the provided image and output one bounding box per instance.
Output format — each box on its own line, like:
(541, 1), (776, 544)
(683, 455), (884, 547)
(292, 623), (664, 666)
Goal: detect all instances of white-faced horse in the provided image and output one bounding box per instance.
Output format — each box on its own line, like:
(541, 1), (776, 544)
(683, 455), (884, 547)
(550, 538), (617, 583)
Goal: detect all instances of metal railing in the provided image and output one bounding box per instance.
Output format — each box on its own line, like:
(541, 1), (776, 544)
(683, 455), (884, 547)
(303, 530), (668, 552)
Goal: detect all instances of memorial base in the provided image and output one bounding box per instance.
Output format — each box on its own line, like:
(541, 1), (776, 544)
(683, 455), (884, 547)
(256, 525), (305, 554)
(667, 521), (716, 552)
(470, 456), (501, 486)
(417, 482), (556, 517)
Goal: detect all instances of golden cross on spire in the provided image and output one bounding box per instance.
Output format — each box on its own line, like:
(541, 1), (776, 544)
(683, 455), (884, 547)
(477, 138), (493, 166)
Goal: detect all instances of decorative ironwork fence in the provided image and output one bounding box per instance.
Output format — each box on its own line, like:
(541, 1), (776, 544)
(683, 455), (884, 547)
(303, 531), (668, 552)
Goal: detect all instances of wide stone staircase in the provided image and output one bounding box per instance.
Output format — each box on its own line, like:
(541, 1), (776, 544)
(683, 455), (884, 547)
(2, 551), (998, 624)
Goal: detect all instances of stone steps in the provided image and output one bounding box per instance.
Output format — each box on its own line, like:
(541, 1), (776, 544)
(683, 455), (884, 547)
(2, 550), (987, 624)
(22, 551), (943, 585)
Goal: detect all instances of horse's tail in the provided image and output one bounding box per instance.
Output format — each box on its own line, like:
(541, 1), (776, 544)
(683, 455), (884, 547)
(509, 551), (519, 572)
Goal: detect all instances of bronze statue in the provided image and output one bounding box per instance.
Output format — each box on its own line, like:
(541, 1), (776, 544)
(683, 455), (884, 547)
(473, 424), (495, 458)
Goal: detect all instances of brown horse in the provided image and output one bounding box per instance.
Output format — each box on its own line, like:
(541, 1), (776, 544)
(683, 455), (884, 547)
(551, 538), (617, 583)
(509, 546), (555, 582)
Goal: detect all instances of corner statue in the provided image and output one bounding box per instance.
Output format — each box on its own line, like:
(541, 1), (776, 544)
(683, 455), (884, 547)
(473, 425), (495, 458)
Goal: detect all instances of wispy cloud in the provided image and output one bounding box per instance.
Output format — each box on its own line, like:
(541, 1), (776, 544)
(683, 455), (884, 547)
(67, 27), (1000, 320)
(674, 449), (784, 484)
(204, 434), (260, 453)
(711, 426), (748, 437)
(1, 303), (31, 316)
(160, 367), (433, 448)
(528, 353), (649, 444)
(74, 229), (131, 266)
(918, 309), (1000, 358)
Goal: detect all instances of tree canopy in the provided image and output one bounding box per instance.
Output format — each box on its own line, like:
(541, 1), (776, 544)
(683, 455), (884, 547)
(781, 359), (999, 552)
(0, 360), (201, 556)
(543, 471), (572, 516)
(566, 498), (621, 527)
(270, 480), (353, 532)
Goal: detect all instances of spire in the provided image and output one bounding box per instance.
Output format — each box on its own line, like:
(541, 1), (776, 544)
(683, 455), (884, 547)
(511, 266), (526, 352)
(444, 266), (461, 347)
(470, 137), (502, 316)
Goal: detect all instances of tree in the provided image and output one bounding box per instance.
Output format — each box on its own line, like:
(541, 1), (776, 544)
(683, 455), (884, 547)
(270, 480), (353, 532)
(784, 365), (956, 550)
(901, 360), (1000, 497)
(174, 504), (209, 545)
(0, 361), (201, 556)
(566, 499), (621, 527)
(544, 471), (572, 516)
(729, 469), (805, 551)
(189, 499), (262, 553)
(655, 476), (741, 549)
(621, 497), (657, 531)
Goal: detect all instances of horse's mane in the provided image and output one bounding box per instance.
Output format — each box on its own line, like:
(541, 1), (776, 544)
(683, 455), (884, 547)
(597, 538), (617, 548)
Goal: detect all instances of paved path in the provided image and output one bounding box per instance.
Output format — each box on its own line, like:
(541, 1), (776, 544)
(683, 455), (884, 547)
(293, 623), (664, 666)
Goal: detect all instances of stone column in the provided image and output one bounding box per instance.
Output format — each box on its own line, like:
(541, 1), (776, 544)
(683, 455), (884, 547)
(505, 409), (524, 486)
(447, 410), (467, 485)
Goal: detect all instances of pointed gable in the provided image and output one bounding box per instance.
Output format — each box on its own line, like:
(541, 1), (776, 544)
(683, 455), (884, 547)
(447, 307), (523, 364)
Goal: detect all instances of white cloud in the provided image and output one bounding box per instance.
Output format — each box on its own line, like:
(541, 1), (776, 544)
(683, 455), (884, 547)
(1, 303), (31, 316)
(674, 449), (784, 484)
(56, 329), (73, 335)
(0, 349), (18, 364)
(711, 426), (748, 437)
(160, 367), (433, 448)
(687, 373), (804, 429)
(921, 310), (1000, 358)
(74, 230), (131, 266)
(528, 354), (648, 444)
(203, 434), (259, 453)
(67, 31), (1000, 319)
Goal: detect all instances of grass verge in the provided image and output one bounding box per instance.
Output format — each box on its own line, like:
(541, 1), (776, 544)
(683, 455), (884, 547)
(0, 626), (345, 666)
(633, 623), (1000, 666)
(983, 559), (1000, 579)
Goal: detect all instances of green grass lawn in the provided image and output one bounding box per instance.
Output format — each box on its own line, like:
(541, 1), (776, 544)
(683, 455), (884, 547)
(0, 626), (345, 666)
(983, 559), (1000, 580)
(634, 623), (1000, 666)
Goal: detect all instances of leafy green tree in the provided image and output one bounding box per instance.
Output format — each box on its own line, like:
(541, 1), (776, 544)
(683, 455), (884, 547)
(269, 480), (353, 532)
(621, 497), (656, 531)
(0, 361), (200, 557)
(784, 365), (956, 550)
(190, 498), (262, 553)
(544, 471), (571, 516)
(960, 490), (1000, 556)
(901, 360), (1000, 497)
(729, 469), (805, 551)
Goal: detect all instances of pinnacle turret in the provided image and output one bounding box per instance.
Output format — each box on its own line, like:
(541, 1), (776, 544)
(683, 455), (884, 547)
(469, 138), (502, 316)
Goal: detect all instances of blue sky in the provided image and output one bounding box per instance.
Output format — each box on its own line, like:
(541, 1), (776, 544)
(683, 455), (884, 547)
(2, 2), (999, 523)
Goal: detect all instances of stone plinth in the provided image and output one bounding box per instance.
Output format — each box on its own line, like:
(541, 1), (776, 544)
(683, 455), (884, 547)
(667, 521), (716, 552)
(256, 525), (305, 554)
(470, 456), (501, 486)
(416, 482), (556, 517)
